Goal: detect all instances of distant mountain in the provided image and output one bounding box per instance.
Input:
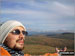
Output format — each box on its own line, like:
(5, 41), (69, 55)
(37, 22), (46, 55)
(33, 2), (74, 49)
(47, 32), (74, 40)
(27, 31), (74, 40)
(28, 31), (57, 36)
(27, 31), (74, 36)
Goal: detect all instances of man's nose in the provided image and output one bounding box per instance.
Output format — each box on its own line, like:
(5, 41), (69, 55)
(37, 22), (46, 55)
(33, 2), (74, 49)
(19, 32), (25, 39)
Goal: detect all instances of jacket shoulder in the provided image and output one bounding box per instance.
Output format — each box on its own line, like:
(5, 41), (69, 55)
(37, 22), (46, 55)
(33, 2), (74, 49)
(0, 46), (11, 56)
(44, 53), (59, 56)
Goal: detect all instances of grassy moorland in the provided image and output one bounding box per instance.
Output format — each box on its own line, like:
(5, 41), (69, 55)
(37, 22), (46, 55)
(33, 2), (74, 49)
(23, 33), (74, 55)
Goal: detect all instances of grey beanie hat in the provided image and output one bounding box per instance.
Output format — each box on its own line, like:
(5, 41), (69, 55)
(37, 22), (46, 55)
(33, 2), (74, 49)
(0, 20), (26, 44)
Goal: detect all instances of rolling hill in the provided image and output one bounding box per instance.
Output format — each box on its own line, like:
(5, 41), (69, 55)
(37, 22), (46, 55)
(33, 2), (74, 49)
(23, 33), (74, 55)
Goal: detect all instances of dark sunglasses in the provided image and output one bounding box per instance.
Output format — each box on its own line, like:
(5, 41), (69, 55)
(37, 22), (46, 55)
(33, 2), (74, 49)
(11, 29), (28, 36)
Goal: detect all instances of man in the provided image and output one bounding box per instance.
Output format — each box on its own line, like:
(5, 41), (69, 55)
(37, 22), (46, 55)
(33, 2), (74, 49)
(0, 20), (59, 56)
(0, 20), (28, 56)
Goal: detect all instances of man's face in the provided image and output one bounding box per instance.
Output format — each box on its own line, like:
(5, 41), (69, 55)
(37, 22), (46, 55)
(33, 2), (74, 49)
(4, 26), (25, 51)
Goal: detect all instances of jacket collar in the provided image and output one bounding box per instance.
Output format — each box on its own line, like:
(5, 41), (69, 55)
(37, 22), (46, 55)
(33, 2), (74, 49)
(0, 44), (24, 56)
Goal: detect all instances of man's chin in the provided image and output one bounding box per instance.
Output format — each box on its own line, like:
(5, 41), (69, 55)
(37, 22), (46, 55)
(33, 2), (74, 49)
(13, 44), (24, 51)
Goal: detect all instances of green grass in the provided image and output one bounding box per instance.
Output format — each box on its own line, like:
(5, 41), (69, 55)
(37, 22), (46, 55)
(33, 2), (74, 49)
(23, 44), (56, 55)
(23, 35), (74, 55)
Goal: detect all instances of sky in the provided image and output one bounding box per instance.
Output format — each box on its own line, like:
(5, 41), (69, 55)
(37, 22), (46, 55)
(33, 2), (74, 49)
(0, 0), (75, 32)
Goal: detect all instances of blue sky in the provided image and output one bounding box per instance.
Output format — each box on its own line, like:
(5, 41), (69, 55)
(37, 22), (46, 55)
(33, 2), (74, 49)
(0, 0), (75, 32)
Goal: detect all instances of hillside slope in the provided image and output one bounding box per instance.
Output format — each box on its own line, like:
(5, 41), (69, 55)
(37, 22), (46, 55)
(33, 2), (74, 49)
(23, 35), (74, 55)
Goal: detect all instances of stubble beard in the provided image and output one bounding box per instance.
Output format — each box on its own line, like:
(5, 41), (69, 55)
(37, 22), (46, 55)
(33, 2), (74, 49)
(13, 44), (24, 51)
(14, 39), (24, 51)
(4, 39), (25, 51)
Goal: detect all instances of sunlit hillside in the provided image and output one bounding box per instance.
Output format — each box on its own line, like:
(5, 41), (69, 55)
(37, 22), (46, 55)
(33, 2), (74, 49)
(23, 33), (74, 55)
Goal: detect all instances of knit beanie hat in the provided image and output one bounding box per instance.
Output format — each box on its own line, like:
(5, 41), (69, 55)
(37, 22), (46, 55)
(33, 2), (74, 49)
(0, 20), (26, 44)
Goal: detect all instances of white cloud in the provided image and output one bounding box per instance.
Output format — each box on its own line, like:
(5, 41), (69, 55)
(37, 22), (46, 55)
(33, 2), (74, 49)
(1, 0), (74, 22)
(1, 0), (74, 16)
(42, 24), (74, 27)
(1, 0), (74, 31)
(1, 10), (35, 14)
(51, 1), (74, 16)
(1, 9), (59, 20)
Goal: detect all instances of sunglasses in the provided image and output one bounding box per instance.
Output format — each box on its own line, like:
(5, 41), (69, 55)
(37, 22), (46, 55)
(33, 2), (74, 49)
(11, 29), (28, 36)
